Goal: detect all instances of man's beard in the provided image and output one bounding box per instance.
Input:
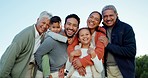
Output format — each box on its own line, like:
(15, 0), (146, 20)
(64, 30), (75, 38)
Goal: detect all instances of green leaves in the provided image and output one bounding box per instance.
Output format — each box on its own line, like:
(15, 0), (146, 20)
(136, 55), (148, 78)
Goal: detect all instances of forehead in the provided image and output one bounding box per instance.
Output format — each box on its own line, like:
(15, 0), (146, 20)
(79, 29), (90, 34)
(103, 9), (115, 15)
(90, 12), (100, 17)
(66, 18), (78, 24)
(50, 22), (60, 26)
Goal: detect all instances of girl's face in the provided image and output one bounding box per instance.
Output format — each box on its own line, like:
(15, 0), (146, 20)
(78, 29), (92, 45)
(49, 22), (61, 33)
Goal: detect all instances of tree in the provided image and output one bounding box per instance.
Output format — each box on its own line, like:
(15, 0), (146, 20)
(136, 54), (148, 78)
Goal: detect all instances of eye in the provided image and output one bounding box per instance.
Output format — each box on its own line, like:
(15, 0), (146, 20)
(86, 33), (89, 35)
(94, 18), (100, 22)
(73, 24), (78, 27)
(66, 22), (71, 25)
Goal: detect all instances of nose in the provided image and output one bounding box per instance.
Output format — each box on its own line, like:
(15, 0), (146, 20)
(69, 24), (73, 29)
(106, 16), (111, 20)
(43, 24), (49, 29)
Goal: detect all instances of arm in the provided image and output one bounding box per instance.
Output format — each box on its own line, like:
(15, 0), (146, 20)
(94, 32), (105, 60)
(79, 31), (105, 67)
(87, 47), (103, 73)
(109, 28), (136, 57)
(0, 42), (21, 77)
(67, 36), (79, 56)
(34, 37), (54, 71)
(91, 56), (103, 73)
(0, 28), (32, 78)
(69, 49), (81, 62)
(46, 31), (67, 43)
(104, 27), (136, 57)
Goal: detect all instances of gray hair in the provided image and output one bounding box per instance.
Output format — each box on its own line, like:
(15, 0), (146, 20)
(38, 11), (52, 20)
(102, 5), (117, 14)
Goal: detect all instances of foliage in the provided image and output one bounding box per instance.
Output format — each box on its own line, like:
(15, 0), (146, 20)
(136, 54), (148, 78)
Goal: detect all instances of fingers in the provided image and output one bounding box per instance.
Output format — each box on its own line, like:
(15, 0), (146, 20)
(58, 68), (64, 78)
(77, 67), (86, 76)
(99, 36), (108, 47)
(72, 58), (82, 69)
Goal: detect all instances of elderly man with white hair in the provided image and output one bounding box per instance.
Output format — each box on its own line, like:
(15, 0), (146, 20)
(0, 11), (52, 78)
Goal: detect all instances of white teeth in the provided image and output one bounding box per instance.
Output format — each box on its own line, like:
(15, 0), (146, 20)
(67, 30), (73, 33)
(90, 22), (94, 25)
(83, 38), (88, 41)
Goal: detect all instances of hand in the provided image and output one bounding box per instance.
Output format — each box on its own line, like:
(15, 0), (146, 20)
(87, 48), (96, 58)
(99, 36), (109, 47)
(69, 49), (81, 62)
(58, 66), (64, 78)
(70, 49), (81, 57)
(77, 67), (86, 76)
(67, 38), (74, 44)
(49, 75), (52, 78)
(72, 58), (82, 69)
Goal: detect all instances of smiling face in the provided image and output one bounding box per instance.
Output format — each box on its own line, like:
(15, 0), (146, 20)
(64, 18), (79, 38)
(78, 28), (92, 46)
(102, 9), (118, 27)
(36, 17), (50, 35)
(50, 22), (61, 33)
(87, 12), (101, 29)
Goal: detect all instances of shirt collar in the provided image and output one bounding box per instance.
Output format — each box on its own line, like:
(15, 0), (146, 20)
(34, 25), (42, 38)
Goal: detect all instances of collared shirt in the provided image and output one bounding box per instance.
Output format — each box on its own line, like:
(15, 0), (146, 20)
(30, 25), (42, 62)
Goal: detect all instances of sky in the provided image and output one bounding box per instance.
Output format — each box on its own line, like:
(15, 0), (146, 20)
(0, 0), (148, 58)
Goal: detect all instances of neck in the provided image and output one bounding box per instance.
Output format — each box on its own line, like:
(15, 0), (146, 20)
(81, 44), (90, 48)
(90, 29), (95, 34)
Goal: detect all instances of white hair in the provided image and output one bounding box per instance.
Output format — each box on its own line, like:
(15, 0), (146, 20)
(38, 11), (52, 20)
(102, 5), (117, 14)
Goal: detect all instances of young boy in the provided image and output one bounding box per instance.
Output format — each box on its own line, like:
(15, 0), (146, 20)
(65, 27), (104, 78)
(41, 16), (67, 78)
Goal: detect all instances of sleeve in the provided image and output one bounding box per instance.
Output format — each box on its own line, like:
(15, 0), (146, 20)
(34, 37), (54, 71)
(46, 31), (67, 43)
(91, 56), (103, 73)
(79, 55), (93, 67)
(67, 36), (79, 56)
(106, 26), (136, 57)
(0, 42), (22, 77)
(95, 32), (105, 60)
(80, 31), (106, 67)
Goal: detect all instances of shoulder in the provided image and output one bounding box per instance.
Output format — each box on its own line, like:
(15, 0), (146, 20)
(118, 21), (134, 33)
(118, 20), (133, 29)
(13, 25), (35, 42)
(44, 36), (61, 45)
(96, 26), (106, 35)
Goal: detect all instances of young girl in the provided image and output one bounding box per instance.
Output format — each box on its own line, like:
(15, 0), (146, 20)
(65, 27), (104, 78)
(67, 11), (106, 78)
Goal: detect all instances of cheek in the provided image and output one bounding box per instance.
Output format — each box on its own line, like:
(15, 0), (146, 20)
(74, 27), (78, 32)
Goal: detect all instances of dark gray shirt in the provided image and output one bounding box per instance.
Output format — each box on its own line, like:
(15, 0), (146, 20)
(34, 36), (68, 73)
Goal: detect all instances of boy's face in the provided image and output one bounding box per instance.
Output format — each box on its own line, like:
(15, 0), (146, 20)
(78, 29), (92, 45)
(49, 22), (61, 33)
